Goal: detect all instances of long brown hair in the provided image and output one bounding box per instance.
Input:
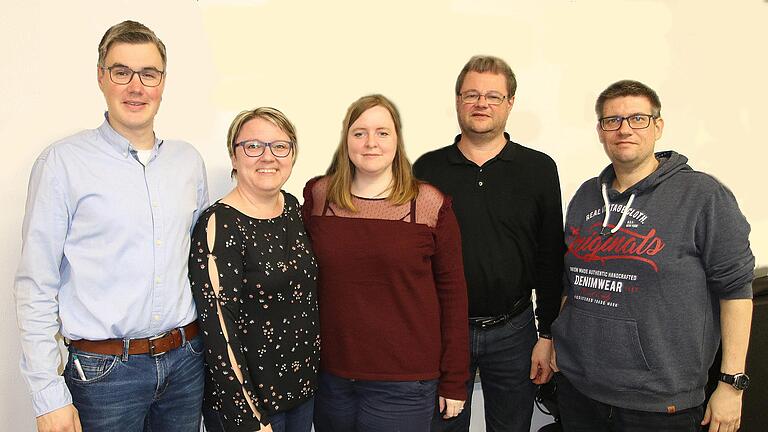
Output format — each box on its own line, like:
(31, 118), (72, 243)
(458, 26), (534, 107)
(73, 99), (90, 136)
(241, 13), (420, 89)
(326, 94), (419, 211)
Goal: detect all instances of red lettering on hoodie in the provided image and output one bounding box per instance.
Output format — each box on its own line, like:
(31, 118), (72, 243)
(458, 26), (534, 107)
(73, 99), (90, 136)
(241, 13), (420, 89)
(567, 222), (666, 272)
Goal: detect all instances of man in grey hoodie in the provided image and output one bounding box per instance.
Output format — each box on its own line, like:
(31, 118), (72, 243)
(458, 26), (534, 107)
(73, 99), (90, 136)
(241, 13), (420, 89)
(551, 80), (754, 432)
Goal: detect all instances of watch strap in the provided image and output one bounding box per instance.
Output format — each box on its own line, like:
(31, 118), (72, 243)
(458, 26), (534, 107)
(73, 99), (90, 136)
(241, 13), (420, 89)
(719, 372), (749, 390)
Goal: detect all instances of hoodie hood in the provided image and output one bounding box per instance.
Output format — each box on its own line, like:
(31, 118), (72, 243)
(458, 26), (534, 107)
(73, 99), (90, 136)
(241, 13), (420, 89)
(596, 151), (692, 235)
(598, 151), (692, 197)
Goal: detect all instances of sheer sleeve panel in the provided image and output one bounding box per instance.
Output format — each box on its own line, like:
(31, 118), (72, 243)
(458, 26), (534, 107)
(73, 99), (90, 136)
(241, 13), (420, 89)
(190, 209), (268, 429)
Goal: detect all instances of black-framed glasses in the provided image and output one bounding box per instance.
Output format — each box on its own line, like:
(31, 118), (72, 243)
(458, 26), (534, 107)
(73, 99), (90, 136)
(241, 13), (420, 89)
(599, 114), (657, 131)
(459, 91), (508, 105)
(100, 65), (165, 87)
(234, 140), (294, 158)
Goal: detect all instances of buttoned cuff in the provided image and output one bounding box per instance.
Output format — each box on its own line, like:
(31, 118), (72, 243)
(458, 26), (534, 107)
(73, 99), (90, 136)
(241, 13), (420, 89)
(32, 378), (72, 417)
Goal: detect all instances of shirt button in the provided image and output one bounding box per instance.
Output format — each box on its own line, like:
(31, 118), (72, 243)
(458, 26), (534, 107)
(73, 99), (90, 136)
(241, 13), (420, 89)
(153, 315), (160, 321)
(155, 277), (161, 283)
(151, 201), (159, 207)
(156, 240), (163, 246)
(478, 181), (484, 187)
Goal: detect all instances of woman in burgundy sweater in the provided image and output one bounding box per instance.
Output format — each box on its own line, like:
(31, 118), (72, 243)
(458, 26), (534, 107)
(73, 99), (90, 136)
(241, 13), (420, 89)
(303, 94), (469, 431)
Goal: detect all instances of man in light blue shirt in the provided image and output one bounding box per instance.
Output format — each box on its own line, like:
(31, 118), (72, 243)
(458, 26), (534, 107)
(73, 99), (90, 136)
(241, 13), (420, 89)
(15, 20), (209, 432)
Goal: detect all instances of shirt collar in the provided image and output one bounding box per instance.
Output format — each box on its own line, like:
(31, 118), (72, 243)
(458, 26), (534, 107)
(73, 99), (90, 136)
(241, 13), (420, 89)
(97, 112), (163, 158)
(447, 132), (518, 164)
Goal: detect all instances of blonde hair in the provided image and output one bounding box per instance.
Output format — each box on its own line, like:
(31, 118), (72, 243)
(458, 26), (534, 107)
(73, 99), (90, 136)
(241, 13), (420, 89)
(226, 107), (298, 178)
(455, 55), (517, 97)
(325, 94), (419, 211)
(98, 20), (167, 67)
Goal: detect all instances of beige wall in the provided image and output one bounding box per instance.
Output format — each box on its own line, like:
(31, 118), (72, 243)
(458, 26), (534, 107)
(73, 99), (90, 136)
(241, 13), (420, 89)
(2, 0), (766, 428)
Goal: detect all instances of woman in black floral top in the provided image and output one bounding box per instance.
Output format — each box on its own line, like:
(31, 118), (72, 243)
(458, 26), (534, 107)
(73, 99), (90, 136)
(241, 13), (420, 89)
(189, 107), (319, 432)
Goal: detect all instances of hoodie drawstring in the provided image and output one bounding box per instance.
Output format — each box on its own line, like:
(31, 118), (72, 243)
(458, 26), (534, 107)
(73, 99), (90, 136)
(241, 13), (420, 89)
(600, 183), (636, 236)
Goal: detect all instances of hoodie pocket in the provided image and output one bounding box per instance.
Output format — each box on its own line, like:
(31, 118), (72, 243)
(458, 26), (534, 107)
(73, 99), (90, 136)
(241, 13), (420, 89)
(555, 307), (652, 392)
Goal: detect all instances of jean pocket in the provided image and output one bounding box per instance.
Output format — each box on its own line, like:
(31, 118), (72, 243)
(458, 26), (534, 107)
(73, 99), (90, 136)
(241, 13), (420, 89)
(68, 351), (120, 384)
(505, 305), (534, 331)
(683, 404), (705, 428)
(412, 379), (438, 397)
(185, 335), (205, 357)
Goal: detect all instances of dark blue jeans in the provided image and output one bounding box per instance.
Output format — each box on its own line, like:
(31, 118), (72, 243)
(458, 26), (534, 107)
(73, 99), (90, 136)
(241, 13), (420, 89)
(314, 371), (439, 432)
(432, 304), (538, 432)
(203, 396), (314, 432)
(555, 373), (705, 432)
(64, 334), (205, 432)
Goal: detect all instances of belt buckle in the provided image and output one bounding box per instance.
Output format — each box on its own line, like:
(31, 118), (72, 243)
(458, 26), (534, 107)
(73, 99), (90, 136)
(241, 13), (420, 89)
(478, 317), (497, 329)
(484, 315), (509, 329)
(148, 332), (169, 357)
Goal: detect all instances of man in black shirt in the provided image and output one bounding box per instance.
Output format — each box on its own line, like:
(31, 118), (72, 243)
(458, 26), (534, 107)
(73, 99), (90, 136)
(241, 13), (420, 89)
(414, 55), (564, 432)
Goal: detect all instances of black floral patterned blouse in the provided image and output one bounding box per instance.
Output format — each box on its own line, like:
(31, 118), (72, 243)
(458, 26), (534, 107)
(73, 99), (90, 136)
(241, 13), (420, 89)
(189, 192), (320, 430)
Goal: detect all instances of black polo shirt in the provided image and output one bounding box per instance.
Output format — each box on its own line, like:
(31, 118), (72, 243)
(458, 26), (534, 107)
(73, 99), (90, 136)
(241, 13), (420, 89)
(413, 134), (564, 334)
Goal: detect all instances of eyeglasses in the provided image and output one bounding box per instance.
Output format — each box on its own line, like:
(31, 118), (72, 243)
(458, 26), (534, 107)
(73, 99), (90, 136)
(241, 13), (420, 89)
(100, 65), (165, 87)
(599, 114), (657, 131)
(459, 91), (508, 105)
(234, 140), (294, 158)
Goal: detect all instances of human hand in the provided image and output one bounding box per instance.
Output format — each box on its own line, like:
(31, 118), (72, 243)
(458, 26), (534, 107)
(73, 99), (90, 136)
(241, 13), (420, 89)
(254, 421), (273, 432)
(439, 396), (465, 419)
(36, 404), (81, 432)
(701, 383), (743, 432)
(530, 338), (554, 384)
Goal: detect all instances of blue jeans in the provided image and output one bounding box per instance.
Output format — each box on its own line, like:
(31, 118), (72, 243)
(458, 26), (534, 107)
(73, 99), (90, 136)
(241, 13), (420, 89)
(64, 334), (205, 432)
(314, 371), (439, 432)
(433, 304), (537, 432)
(203, 397), (314, 432)
(555, 373), (705, 432)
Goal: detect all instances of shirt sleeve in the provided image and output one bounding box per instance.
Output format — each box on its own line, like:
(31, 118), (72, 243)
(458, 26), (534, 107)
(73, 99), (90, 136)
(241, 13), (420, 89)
(191, 156), (210, 232)
(189, 208), (269, 429)
(432, 196), (470, 400)
(14, 150), (73, 416)
(412, 155), (427, 180)
(695, 180), (754, 299)
(533, 156), (566, 335)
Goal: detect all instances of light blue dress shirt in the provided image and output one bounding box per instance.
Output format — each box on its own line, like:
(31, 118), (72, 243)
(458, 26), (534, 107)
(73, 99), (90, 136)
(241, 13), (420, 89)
(15, 116), (209, 416)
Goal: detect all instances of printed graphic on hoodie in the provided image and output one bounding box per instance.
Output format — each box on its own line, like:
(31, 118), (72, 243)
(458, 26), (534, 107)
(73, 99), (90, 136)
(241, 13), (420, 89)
(566, 200), (665, 308)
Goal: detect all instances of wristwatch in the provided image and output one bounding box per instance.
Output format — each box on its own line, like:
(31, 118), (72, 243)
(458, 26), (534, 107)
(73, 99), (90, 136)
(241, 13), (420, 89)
(719, 372), (750, 391)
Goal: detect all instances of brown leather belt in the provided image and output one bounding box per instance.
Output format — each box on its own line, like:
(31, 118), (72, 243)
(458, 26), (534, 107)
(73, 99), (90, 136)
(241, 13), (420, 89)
(69, 321), (199, 357)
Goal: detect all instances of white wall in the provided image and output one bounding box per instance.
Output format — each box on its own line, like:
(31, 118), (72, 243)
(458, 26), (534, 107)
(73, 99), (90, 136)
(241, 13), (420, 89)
(2, 1), (766, 429)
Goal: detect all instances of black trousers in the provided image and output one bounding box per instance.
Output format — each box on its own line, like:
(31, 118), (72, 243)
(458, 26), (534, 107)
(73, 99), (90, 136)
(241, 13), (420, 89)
(555, 373), (704, 432)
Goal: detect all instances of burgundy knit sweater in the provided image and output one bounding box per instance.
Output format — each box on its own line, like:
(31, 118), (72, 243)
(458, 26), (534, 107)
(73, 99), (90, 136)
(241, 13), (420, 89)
(302, 177), (469, 399)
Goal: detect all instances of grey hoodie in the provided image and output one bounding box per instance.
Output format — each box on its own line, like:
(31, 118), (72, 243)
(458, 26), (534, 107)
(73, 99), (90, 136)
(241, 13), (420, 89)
(552, 151), (754, 413)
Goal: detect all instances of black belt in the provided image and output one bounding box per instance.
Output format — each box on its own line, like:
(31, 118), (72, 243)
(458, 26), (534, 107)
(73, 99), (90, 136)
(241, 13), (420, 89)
(469, 296), (532, 329)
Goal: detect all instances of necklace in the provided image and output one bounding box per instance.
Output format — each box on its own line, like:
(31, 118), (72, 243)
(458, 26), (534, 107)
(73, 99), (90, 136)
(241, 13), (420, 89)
(235, 187), (283, 218)
(351, 185), (391, 199)
(351, 176), (393, 199)
(370, 185), (391, 198)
